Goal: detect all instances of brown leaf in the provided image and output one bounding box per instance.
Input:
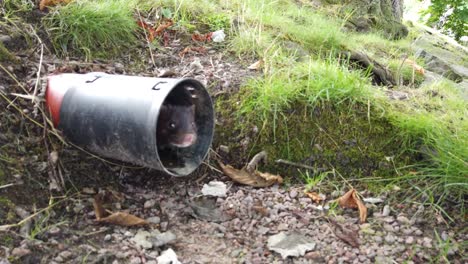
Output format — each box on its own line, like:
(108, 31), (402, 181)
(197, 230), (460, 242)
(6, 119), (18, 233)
(191, 32), (213, 42)
(218, 161), (282, 187)
(98, 212), (148, 226)
(247, 60), (263, 70)
(39, 0), (72, 11)
(305, 191), (324, 203)
(93, 194), (108, 220)
(404, 59), (425, 75)
(337, 189), (367, 223)
(155, 19), (173, 36)
(178, 46), (207, 58)
(137, 20), (156, 42)
(329, 218), (360, 247)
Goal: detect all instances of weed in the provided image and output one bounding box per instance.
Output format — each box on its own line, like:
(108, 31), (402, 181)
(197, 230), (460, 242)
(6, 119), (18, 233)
(43, 0), (139, 59)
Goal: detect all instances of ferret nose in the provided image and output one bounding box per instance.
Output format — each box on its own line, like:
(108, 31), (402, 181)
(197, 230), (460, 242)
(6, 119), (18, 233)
(184, 134), (196, 144)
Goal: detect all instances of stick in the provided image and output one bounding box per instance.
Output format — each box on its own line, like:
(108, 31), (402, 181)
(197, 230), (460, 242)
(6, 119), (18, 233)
(246, 151), (267, 173)
(275, 159), (316, 171)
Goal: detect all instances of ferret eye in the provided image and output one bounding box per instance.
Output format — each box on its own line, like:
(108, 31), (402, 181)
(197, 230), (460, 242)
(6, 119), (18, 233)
(169, 123), (176, 129)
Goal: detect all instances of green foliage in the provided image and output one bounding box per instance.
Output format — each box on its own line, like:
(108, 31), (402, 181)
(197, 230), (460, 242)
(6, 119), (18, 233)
(0, 0), (34, 17)
(422, 0), (468, 41)
(43, 0), (139, 59)
(203, 13), (231, 31)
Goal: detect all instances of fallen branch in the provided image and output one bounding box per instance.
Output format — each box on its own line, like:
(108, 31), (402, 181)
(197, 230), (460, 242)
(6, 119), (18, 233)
(246, 151), (268, 173)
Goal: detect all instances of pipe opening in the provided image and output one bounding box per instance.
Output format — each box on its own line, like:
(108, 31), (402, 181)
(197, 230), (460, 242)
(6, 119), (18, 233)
(156, 79), (214, 176)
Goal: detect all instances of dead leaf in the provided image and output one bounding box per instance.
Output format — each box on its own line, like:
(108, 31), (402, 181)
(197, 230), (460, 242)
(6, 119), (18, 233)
(191, 32), (213, 42)
(404, 59), (425, 75)
(155, 19), (173, 36)
(337, 189), (367, 223)
(247, 60), (263, 70)
(328, 218), (360, 247)
(305, 191), (324, 203)
(137, 20), (156, 42)
(218, 161), (283, 187)
(93, 192), (148, 226)
(93, 194), (108, 220)
(39, 0), (72, 11)
(179, 46), (207, 57)
(98, 212), (148, 226)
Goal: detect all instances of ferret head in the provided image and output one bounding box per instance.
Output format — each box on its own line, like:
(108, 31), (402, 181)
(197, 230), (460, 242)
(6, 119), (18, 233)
(157, 104), (197, 148)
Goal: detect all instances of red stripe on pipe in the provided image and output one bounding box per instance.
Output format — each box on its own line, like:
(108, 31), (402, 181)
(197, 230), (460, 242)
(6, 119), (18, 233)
(45, 76), (70, 128)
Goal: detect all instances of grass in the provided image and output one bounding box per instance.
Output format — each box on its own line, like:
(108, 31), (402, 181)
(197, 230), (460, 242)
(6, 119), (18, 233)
(5, 0), (466, 206)
(43, 0), (139, 59)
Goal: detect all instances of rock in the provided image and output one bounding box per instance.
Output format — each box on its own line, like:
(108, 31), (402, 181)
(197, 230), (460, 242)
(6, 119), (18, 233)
(363, 197), (384, 204)
(59, 251), (72, 259)
(104, 234), (112, 241)
(0, 35), (12, 45)
(144, 199), (156, 209)
(219, 145), (230, 154)
(131, 230), (153, 249)
(82, 187), (95, 194)
(405, 236), (414, 244)
(304, 251), (322, 260)
(383, 224), (394, 232)
(149, 231), (177, 248)
(396, 215), (410, 225)
(422, 237), (433, 248)
(124, 231), (133, 237)
(0, 258), (10, 264)
(384, 234), (395, 244)
(201, 181), (227, 197)
(289, 190), (298, 199)
(49, 226), (61, 235)
(73, 203), (85, 214)
(267, 232), (316, 259)
(374, 236), (383, 243)
(147, 216), (161, 224)
(382, 205), (390, 217)
(414, 229), (423, 236)
(130, 257), (142, 264)
(11, 248), (31, 258)
(157, 248), (181, 264)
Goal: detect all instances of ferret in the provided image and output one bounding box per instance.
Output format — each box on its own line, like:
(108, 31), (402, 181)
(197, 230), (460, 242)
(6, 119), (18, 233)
(157, 104), (197, 148)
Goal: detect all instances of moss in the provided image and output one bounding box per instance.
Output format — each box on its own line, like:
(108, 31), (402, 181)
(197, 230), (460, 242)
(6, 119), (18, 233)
(215, 94), (413, 185)
(0, 42), (18, 63)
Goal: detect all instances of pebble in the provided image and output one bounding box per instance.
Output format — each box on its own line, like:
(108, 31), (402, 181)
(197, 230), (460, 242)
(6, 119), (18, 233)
(304, 251), (322, 260)
(144, 199), (156, 209)
(49, 226), (61, 235)
(382, 205), (390, 216)
(289, 190), (298, 199)
(422, 237), (433, 248)
(384, 234), (395, 244)
(397, 215), (411, 225)
(104, 234), (112, 241)
(12, 248), (31, 257)
(124, 231), (133, 237)
(147, 216), (161, 224)
(374, 236), (383, 243)
(73, 204), (85, 214)
(383, 224), (394, 232)
(59, 251), (72, 259)
(414, 229), (423, 236)
(130, 257), (142, 264)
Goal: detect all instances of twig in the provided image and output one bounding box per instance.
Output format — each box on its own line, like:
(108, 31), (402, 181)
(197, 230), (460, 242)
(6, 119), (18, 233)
(275, 159), (317, 171)
(246, 151), (267, 173)
(31, 35), (44, 104)
(0, 183), (16, 190)
(136, 8), (156, 68)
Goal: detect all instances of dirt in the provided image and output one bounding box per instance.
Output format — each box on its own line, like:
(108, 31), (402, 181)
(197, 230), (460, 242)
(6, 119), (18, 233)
(0, 10), (466, 264)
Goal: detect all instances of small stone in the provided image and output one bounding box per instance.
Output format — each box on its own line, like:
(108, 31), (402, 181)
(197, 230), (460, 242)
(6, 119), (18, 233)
(157, 248), (181, 264)
(131, 230), (153, 249)
(219, 145), (230, 154)
(374, 236), (383, 244)
(12, 248), (31, 257)
(289, 190), (298, 199)
(82, 187), (95, 194)
(147, 216), (161, 224)
(54, 256), (64, 263)
(201, 181), (227, 197)
(150, 231), (177, 247)
(405, 236), (414, 244)
(160, 222), (168, 231)
(104, 234), (112, 241)
(397, 215), (410, 225)
(384, 234), (395, 244)
(414, 229), (423, 236)
(73, 204), (85, 214)
(49, 226), (61, 235)
(422, 237), (433, 248)
(130, 257), (142, 264)
(124, 231), (133, 237)
(383, 224), (394, 232)
(59, 251), (72, 259)
(304, 251), (322, 260)
(381, 205), (390, 217)
(144, 199), (156, 209)
(277, 223), (288, 231)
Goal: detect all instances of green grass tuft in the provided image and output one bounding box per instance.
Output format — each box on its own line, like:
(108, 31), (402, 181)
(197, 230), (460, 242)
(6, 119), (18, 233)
(43, 0), (139, 59)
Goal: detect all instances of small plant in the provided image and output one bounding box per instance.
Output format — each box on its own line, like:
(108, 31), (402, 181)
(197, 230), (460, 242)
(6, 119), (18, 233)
(43, 0), (138, 59)
(203, 13), (231, 31)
